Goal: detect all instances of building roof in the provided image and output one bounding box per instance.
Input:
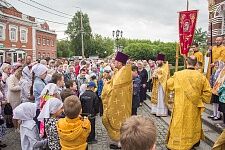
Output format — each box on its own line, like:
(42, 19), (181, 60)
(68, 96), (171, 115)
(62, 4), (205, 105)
(0, 0), (13, 8)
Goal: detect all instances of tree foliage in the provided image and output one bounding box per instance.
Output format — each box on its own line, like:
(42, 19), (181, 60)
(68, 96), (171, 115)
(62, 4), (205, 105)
(193, 28), (208, 53)
(66, 11), (92, 57)
(123, 41), (184, 66)
(57, 40), (71, 58)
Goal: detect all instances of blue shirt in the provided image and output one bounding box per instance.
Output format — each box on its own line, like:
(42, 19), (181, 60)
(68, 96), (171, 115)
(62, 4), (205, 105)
(33, 77), (46, 109)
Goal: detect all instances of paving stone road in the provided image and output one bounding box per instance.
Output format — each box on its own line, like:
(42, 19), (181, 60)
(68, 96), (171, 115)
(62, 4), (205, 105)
(3, 103), (169, 150)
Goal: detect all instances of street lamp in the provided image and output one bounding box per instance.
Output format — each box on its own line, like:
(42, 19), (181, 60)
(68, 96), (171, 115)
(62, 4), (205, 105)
(112, 30), (123, 52)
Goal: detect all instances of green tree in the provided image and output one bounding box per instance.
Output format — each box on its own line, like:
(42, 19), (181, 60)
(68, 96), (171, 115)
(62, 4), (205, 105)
(90, 34), (114, 58)
(57, 40), (71, 57)
(194, 28), (207, 52)
(123, 41), (183, 66)
(66, 11), (92, 57)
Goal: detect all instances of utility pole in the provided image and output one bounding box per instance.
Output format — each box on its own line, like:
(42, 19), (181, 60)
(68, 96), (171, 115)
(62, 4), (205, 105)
(80, 11), (85, 58)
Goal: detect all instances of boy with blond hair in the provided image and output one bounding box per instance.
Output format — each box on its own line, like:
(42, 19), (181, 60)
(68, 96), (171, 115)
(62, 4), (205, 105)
(120, 116), (156, 150)
(57, 95), (91, 150)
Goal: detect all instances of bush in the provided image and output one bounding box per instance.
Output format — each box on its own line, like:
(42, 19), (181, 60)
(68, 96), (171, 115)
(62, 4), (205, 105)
(123, 42), (184, 66)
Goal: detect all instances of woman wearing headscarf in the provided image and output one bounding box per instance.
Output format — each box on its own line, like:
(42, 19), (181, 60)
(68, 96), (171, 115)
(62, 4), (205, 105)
(0, 72), (7, 148)
(6, 64), (22, 109)
(1, 63), (11, 99)
(32, 64), (48, 128)
(13, 102), (47, 150)
(20, 66), (33, 103)
(38, 98), (63, 150)
(39, 82), (62, 137)
(6, 64), (23, 130)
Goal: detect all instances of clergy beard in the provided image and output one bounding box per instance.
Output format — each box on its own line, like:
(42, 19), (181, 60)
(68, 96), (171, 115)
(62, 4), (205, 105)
(158, 63), (163, 67)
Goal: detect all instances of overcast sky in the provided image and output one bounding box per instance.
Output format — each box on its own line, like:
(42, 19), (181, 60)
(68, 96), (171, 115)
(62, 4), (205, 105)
(7, 0), (209, 42)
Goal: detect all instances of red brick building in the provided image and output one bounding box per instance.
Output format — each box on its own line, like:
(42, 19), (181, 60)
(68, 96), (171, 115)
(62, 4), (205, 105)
(0, 1), (57, 63)
(208, 0), (225, 44)
(36, 22), (57, 59)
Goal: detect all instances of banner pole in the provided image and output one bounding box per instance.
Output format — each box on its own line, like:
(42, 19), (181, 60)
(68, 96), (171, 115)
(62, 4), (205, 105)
(175, 43), (179, 72)
(210, 12), (213, 75)
(187, 0), (189, 11)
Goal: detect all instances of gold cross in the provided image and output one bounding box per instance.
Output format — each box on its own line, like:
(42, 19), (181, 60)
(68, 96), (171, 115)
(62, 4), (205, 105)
(116, 110), (121, 116)
(114, 98), (119, 104)
(120, 91), (124, 96)
(111, 117), (116, 124)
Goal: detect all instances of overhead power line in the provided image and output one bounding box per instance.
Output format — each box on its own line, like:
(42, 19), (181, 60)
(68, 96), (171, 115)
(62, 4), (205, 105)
(29, 0), (73, 17)
(1, 0), (68, 25)
(17, 0), (72, 19)
(35, 17), (68, 25)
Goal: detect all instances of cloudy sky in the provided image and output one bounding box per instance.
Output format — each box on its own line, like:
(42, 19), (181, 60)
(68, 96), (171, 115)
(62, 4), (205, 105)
(7, 0), (209, 42)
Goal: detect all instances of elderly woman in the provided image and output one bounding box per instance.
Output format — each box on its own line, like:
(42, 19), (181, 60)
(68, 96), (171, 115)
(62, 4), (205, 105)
(0, 72), (7, 148)
(32, 64), (48, 128)
(137, 61), (148, 106)
(20, 66), (33, 103)
(1, 63), (11, 98)
(7, 64), (23, 130)
(7, 64), (22, 110)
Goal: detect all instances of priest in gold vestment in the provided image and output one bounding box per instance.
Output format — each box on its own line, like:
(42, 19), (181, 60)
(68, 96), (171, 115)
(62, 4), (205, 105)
(166, 56), (212, 150)
(102, 51), (132, 149)
(151, 53), (170, 116)
(206, 37), (225, 79)
(192, 42), (204, 72)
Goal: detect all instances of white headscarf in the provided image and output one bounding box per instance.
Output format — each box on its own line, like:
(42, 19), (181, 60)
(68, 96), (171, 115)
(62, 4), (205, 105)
(40, 83), (58, 97)
(13, 102), (36, 121)
(22, 66), (32, 81)
(32, 64), (48, 77)
(0, 63), (10, 73)
(37, 98), (63, 121)
(104, 66), (112, 72)
(79, 84), (87, 96)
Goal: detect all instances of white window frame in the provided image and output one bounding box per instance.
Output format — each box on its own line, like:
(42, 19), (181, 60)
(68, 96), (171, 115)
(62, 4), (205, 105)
(37, 37), (41, 45)
(47, 39), (49, 46)
(20, 27), (28, 43)
(9, 25), (18, 42)
(43, 38), (46, 46)
(222, 11), (225, 35)
(51, 40), (54, 46)
(0, 23), (6, 41)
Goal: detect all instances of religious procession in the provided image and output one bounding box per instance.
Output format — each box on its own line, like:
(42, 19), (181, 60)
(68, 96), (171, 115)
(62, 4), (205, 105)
(1, 0), (225, 150)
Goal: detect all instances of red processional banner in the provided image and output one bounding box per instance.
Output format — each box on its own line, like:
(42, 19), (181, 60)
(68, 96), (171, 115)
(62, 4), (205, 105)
(179, 10), (198, 55)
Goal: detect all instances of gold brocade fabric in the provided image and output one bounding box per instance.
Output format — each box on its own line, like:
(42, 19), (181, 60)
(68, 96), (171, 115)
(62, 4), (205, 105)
(213, 129), (225, 150)
(194, 51), (204, 73)
(212, 46), (225, 63)
(194, 51), (204, 64)
(151, 62), (170, 105)
(102, 65), (132, 141)
(166, 69), (212, 150)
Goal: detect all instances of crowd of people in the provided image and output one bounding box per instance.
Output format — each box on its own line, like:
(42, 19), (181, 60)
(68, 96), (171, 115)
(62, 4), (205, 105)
(0, 36), (224, 150)
(0, 52), (157, 150)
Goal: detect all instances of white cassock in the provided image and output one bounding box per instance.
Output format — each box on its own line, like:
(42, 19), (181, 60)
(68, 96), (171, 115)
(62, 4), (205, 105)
(151, 84), (168, 116)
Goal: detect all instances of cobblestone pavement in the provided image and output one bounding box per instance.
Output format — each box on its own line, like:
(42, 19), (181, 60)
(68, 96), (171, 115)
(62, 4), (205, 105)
(3, 103), (169, 150)
(88, 103), (168, 150)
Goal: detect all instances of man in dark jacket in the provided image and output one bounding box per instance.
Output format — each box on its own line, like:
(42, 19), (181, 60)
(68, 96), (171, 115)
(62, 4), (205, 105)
(80, 81), (99, 144)
(132, 66), (141, 115)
